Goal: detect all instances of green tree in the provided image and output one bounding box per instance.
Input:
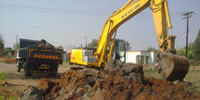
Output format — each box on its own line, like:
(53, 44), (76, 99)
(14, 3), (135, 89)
(0, 47), (12, 57)
(193, 30), (200, 60)
(118, 40), (131, 51)
(176, 43), (193, 60)
(57, 45), (64, 49)
(126, 42), (131, 50)
(176, 48), (185, 56)
(0, 34), (4, 57)
(147, 47), (158, 53)
(88, 39), (98, 48)
(13, 43), (19, 49)
(0, 34), (4, 50)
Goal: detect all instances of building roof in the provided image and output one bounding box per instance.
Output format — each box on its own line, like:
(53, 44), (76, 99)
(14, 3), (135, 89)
(127, 50), (154, 53)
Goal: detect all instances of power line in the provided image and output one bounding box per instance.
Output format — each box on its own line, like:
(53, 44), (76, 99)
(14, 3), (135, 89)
(0, 3), (190, 16)
(0, 3), (111, 15)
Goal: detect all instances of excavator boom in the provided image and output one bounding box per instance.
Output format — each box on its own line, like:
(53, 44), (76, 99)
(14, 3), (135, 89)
(96, 0), (173, 65)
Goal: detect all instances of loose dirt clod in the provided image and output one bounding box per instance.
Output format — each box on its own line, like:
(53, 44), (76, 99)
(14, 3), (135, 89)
(20, 86), (44, 100)
(105, 60), (144, 83)
(39, 78), (59, 95)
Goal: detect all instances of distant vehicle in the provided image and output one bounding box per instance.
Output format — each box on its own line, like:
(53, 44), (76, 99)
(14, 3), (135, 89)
(16, 38), (64, 77)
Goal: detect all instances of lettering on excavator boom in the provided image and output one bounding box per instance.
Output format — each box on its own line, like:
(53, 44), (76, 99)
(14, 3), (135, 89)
(122, 3), (141, 19)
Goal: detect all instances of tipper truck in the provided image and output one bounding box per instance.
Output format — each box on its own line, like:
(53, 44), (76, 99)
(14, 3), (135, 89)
(16, 38), (64, 77)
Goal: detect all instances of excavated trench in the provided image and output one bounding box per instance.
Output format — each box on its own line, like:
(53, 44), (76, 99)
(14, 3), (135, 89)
(21, 62), (200, 100)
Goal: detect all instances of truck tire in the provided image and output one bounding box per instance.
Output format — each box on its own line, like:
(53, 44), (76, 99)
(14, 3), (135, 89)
(69, 61), (73, 65)
(23, 62), (33, 77)
(48, 64), (58, 77)
(16, 60), (22, 72)
(17, 66), (21, 72)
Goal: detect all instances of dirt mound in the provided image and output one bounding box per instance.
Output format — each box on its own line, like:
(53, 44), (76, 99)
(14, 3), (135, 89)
(39, 67), (200, 100)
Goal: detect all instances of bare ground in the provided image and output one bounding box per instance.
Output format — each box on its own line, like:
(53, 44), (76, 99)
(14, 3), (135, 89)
(0, 62), (71, 98)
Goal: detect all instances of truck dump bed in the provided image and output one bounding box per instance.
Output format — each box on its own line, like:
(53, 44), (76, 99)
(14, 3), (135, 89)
(18, 38), (63, 64)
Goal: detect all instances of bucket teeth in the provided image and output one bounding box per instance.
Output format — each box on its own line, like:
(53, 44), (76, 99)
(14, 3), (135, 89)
(158, 52), (190, 82)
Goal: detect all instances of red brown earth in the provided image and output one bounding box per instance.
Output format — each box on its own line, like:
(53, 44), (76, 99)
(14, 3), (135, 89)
(1, 62), (199, 100)
(39, 67), (200, 100)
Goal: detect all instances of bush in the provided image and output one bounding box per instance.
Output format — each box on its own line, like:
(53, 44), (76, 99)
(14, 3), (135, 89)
(0, 72), (6, 85)
(193, 30), (200, 61)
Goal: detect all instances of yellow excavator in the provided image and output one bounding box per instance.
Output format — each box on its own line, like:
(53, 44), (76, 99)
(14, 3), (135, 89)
(70, 0), (190, 82)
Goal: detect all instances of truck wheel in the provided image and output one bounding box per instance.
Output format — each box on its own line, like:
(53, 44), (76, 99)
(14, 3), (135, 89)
(23, 62), (33, 77)
(16, 61), (21, 72)
(17, 66), (21, 72)
(48, 64), (58, 77)
(69, 61), (73, 65)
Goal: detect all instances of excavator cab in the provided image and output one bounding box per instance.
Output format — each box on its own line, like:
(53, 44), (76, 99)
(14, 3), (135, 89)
(112, 39), (127, 63)
(107, 39), (127, 63)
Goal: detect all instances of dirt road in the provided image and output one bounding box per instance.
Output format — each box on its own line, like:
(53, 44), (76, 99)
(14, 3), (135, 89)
(0, 62), (70, 98)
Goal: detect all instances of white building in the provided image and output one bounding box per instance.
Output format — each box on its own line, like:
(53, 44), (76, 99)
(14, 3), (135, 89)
(123, 50), (156, 64)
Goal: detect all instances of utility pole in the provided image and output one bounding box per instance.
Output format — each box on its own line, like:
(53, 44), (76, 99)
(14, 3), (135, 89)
(16, 34), (19, 49)
(16, 34), (18, 46)
(14, 34), (19, 57)
(183, 11), (194, 57)
(84, 36), (87, 48)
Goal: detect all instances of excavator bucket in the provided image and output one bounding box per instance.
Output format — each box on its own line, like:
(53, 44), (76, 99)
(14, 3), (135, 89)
(158, 52), (190, 82)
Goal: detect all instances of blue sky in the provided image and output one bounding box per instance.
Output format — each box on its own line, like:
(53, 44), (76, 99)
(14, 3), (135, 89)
(0, 0), (200, 50)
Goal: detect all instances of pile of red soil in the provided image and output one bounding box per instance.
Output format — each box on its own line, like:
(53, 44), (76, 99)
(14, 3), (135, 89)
(40, 68), (200, 100)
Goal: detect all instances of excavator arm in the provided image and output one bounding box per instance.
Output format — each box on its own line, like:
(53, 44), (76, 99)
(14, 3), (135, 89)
(95, 0), (189, 81)
(96, 0), (169, 65)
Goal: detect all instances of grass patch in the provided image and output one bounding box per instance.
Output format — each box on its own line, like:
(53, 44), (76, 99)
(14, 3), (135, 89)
(0, 96), (4, 100)
(0, 96), (16, 100)
(0, 58), (4, 62)
(63, 61), (69, 65)
(0, 72), (17, 100)
(7, 96), (16, 100)
(144, 66), (200, 92)
(0, 72), (6, 85)
(185, 68), (200, 91)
